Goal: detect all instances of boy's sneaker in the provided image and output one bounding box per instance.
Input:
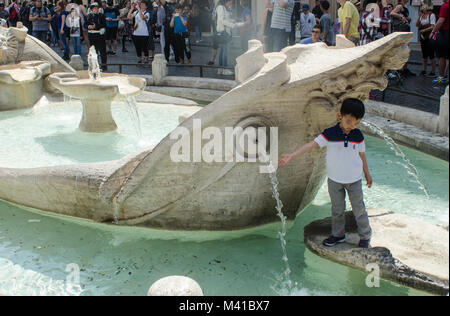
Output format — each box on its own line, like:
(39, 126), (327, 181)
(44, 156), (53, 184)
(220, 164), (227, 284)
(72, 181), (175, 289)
(427, 72), (436, 77)
(358, 239), (371, 249)
(419, 70), (427, 76)
(206, 61), (214, 66)
(322, 235), (346, 247)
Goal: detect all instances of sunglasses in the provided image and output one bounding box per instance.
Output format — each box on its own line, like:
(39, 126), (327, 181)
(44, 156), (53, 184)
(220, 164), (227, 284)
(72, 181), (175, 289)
(312, 30), (320, 33)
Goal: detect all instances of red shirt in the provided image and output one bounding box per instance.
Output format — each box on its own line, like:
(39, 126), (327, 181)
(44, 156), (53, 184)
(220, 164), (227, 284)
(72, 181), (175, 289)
(439, 2), (449, 31)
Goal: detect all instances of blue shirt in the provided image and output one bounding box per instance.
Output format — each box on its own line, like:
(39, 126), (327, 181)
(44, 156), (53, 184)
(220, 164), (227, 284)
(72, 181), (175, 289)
(104, 6), (119, 28)
(241, 7), (251, 23)
(173, 14), (188, 34)
(300, 37), (321, 44)
(56, 10), (68, 31)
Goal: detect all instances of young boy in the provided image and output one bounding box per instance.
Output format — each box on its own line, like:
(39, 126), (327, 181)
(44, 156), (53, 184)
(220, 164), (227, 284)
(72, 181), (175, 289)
(279, 98), (373, 248)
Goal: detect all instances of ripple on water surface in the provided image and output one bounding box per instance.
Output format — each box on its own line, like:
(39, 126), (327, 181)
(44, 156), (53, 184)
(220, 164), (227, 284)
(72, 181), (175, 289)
(0, 103), (447, 295)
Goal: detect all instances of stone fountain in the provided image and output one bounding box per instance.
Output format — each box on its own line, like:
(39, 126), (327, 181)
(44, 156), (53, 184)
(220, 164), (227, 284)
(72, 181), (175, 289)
(0, 32), (413, 230)
(48, 47), (146, 133)
(0, 23), (74, 111)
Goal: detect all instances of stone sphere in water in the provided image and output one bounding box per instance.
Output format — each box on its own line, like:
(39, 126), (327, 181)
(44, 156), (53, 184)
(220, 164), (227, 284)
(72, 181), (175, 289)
(147, 276), (204, 296)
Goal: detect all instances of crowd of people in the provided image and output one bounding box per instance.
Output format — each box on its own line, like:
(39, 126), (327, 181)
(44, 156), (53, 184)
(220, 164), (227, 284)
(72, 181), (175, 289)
(0, 0), (448, 82)
(260, 0), (449, 84)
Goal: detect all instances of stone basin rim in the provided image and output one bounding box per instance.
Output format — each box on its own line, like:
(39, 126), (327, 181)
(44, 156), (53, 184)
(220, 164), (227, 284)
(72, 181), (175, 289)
(48, 71), (147, 100)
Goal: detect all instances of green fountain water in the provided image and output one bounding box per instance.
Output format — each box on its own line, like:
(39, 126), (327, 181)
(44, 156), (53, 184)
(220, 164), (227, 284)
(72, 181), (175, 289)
(0, 101), (447, 296)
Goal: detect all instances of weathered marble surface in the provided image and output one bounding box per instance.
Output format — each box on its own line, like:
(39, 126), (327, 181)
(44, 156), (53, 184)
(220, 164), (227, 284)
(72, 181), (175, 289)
(0, 61), (51, 110)
(0, 33), (413, 231)
(304, 209), (449, 295)
(0, 24), (74, 73)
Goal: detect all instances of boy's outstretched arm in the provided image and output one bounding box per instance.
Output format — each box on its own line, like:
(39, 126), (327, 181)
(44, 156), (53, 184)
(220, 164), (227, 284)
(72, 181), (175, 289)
(278, 141), (318, 167)
(359, 152), (373, 188)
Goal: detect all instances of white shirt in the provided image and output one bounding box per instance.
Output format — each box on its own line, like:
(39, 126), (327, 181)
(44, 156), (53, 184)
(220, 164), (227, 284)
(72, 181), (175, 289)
(419, 13), (436, 26)
(133, 11), (149, 36)
(314, 124), (366, 184)
(300, 12), (316, 38)
(216, 5), (235, 33)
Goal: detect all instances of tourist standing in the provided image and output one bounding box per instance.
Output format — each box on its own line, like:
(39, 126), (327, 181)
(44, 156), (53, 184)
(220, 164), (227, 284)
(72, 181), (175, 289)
(128, 0), (150, 64)
(377, 0), (391, 37)
(270, 0), (294, 52)
(190, 0), (201, 43)
(22, 0), (36, 34)
(261, 0), (274, 52)
(104, 0), (119, 55)
(391, 0), (415, 76)
(170, 3), (190, 64)
(156, 0), (166, 55)
(337, 0), (360, 45)
(74, 0), (89, 49)
(0, 3), (9, 27)
(206, 0), (218, 65)
(312, 0), (323, 22)
(239, 0), (253, 53)
(119, 0), (132, 53)
(7, 1), (21, 27)
(359, 2), (380, 46)
(319, 0), (333, 46)
(215, 0), (240, 73)
(391, 0), (411, 32)
(29, 0), (52, 43)
(430, 0), (449, 84)
(300, 3), (315, 40)
(56, 1), (70, 60)
(66, 6), (82, 56)
(85, 2), (107, 71)
(416, 2), (436, 77)
(161, 0), (175, 62)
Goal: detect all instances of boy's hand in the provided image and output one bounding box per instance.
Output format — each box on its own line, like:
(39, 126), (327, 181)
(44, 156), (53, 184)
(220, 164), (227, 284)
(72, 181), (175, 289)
(278, 154), (293, 167)
(365, 173), (373, 188)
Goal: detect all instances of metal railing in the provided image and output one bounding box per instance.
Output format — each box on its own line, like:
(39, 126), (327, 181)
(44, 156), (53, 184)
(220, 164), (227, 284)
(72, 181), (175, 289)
(87, 63), (235, 78)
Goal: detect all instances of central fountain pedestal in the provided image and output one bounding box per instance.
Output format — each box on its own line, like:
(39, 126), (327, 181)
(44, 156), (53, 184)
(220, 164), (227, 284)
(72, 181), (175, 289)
(48, 71), (146, 133)
(79, 99), (117, 133)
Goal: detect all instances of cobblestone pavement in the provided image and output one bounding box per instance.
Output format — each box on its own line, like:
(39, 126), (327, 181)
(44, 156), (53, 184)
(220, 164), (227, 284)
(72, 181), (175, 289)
(51, 36), (447, 114)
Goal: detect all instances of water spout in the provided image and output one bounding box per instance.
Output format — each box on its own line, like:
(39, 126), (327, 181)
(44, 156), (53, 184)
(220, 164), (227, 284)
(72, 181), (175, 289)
(361, 120), (430, 198)
(262, 156), (295, 293)
(87, 46), (101, 81)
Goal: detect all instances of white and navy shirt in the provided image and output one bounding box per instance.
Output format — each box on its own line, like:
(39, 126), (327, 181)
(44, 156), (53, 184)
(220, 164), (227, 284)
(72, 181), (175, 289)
(314, 124), (365, 184)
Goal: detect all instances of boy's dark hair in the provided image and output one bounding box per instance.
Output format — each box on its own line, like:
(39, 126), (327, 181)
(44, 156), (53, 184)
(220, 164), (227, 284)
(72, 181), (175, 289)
(313, 24), (322, 32)
(320, 0), (330, 11)
(175, 3), (183, 10)
(340, 98), (365, 119)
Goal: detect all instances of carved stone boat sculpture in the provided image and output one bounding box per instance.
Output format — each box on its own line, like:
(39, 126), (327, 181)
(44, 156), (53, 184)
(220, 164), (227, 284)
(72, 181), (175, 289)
(0, 33), (412, 231)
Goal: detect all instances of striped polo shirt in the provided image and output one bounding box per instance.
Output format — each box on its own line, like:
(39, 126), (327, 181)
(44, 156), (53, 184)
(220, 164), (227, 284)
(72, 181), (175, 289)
(314, 124), (366, 184)
(271, 0), (295, 32)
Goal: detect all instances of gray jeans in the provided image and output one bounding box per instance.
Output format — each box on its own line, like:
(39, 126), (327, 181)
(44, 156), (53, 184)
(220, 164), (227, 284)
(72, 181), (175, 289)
(328, 178), (372, 240)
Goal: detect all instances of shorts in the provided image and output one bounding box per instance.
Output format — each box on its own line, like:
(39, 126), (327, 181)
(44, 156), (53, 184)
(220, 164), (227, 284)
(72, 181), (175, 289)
(434, 29), (449, 59)
(105, 27), (118, 41)
(420, 38), (435, 60)
(212, 33), (219, 49)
